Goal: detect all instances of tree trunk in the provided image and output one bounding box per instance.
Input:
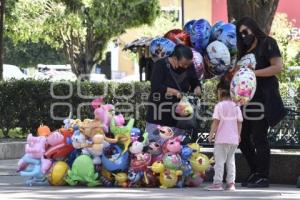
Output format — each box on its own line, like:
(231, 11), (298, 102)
(0, 0), (5, 81)
(227, 0), (279, 34)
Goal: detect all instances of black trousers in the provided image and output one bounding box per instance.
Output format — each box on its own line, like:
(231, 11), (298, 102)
(239, 117), (270, 178)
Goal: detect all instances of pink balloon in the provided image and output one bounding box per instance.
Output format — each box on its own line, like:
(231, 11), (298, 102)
(192, 48), (204, 79)
(91, 97), (104, 110)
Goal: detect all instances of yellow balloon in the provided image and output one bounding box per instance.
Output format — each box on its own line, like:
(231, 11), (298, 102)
(48, 161), (69, 186)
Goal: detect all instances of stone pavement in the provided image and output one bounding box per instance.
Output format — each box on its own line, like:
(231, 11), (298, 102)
(0, 159), (299, 200)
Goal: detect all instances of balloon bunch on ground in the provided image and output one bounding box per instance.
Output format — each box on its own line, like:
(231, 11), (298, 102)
(149, 18), (257, 105)
(17, 98), (214, 188)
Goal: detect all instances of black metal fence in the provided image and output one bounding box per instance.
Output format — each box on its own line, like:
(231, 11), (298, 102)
(192, 101), (300, 149)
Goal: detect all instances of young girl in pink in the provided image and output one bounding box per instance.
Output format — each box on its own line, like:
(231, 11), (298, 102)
(205, 78), (243, 191)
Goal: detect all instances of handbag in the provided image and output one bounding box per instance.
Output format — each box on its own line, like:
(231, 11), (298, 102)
(166, 60), (201, 130)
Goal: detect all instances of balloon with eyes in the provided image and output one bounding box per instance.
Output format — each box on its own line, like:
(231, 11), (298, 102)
(177, 145), (193, 188)
(44, 127), (74, 160)
(82, 134), (109, 165)
(147, 140), (163, 164)
(158, 126), (174, 142)
(17, 134), (52, 186)
(148, 161), (182, 189)
(162, 136), (183, 154)
(128, 132), (152, 187)
(71, 125), (89, 149)
(65, 155), (100, 187)
(127, 170), (144, 187)
(110, 118), (135, 155)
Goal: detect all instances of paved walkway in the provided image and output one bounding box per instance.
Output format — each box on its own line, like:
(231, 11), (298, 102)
(1, 159), (299, 200)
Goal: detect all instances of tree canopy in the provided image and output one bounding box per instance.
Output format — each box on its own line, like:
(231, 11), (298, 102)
(7, 0), (160, 77)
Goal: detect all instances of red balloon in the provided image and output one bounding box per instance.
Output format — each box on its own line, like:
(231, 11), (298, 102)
(164, 29), (191, 46)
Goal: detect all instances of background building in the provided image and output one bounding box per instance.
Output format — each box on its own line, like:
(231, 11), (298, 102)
(100, 0), (299, 80)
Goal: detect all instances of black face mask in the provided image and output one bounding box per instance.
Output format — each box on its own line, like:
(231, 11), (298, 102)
(242, 34), (255, 49)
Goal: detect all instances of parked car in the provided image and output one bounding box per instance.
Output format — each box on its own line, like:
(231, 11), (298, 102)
(89, 73), (107, 82)
(34, 64), (77, 81)
(3, 64), (28, 81)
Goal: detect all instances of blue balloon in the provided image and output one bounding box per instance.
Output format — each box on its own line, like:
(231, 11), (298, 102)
(210, 21), (226, 42)
(131, 128), (141, 138)
(190, 19), (211, 53)
(216, 23), (237, 56)
(66, 149), (82, 168)
(183, 20), (196, 35)
(102, 144), (129, 172)
(149, 37), (176, 58)
(181, 146), (193, 161)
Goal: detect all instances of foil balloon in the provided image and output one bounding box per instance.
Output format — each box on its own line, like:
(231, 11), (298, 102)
(230, 53), (257, 105)
(130, 153), (152, 172)
(217, 23), (237, 56)
(164, 29), (191, 46)
(206, 40), (231, 76)
(184, 20), (196, 35)
(48, 161), (69, 186)
(191, 48), (204, 79)
(65, 155), (100, 187)
(190, 19), (211, 53)
(210, 21), (225, 42)
(185, 172), (205, 187)
(163, 153), (182, 170)
(149, 37), (176, 58)
(189, 153), (213, 173)
(101, 144), (129, 172)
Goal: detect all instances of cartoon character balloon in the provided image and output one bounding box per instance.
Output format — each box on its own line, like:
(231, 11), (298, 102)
(101, 144), (129, 172)
(149, 37), (176, 58)
(164, 29), (191, 46)
(190, 19), (211, 53)
(216, 23), (237, 56)
(230, 53), (257, 105)
(206, 40), (231, 75)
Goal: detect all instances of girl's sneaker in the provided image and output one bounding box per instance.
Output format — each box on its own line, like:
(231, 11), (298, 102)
(226, 183), (236, 191)
(205, 184), (224, 191)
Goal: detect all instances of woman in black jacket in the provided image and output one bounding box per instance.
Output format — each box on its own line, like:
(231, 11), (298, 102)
(235, 17), (286, 188)
(145, 44), (201, 142)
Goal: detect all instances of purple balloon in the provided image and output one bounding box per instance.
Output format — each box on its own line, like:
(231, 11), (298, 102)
(192, 48), (204, 79)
